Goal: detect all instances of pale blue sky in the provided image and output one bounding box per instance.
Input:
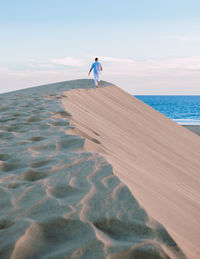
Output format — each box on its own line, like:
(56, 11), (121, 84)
(1, 0), (200, 94)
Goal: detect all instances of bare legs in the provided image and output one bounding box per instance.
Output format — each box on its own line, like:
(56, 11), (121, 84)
(96, 81), (100, 88)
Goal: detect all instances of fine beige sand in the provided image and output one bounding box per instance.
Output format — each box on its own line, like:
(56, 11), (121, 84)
(0, 79), (187, 258)
(183, 125), (200, 136)
(63, 84), (200, 259)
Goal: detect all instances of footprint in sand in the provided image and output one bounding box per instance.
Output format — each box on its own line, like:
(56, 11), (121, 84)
(0, 161), (22, 172)
(30, 142), (56, 152)
(21, 169), (48, 182)
(30, 159), (52, 169)
(57, 135), (85, 151)
(0, 219), (15, 230)
(50, 120), (69, 127)
(48, 185), (78, 199)
(28, 136), (45, 142)
(53, 110), (71, 119)
(0, 153), (11, 161)
(93, 218), (153, 241)
(26, 117), (42, 123)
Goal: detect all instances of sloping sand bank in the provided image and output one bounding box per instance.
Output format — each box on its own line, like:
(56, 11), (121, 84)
(63, 85), (200, 259)
(183, 125), (200, 136)
(0, 80), (185, 258)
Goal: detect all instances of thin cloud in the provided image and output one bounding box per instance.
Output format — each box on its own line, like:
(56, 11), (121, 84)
(164, 35), (200, 43)
(99, 56), (134, 63)
(50, 57), (85, 67)
(100, 56), (200, 76)
(39, 64), (55, 69)
(0, 67), (28, 77)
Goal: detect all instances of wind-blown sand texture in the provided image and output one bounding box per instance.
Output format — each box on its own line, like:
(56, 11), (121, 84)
(0, 79), (198, 259)
(62, 83), (200, 259)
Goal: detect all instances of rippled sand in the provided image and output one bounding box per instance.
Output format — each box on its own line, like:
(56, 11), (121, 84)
(0, 80), (186, 258)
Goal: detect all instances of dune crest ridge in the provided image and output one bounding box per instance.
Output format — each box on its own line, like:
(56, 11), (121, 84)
(63, 84), (200, 259)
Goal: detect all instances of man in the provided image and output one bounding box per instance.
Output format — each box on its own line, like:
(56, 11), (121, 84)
(88, 57), (103, 88)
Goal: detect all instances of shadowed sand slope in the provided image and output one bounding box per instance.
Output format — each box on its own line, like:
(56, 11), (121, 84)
(183, 125), (200, 136)
(0, 80), (185, 258)
(63, 85), (200, 259)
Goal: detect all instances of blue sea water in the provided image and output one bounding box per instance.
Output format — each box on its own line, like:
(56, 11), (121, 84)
(135, 96), (200, 125)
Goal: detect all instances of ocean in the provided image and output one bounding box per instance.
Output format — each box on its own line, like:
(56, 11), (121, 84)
(135, 95), (200, 125)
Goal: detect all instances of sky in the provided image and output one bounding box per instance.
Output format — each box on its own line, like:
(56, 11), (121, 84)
(1, 0), (200, 95)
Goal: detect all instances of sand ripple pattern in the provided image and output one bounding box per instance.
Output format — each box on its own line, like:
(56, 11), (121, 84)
(0, 80), (185, 258)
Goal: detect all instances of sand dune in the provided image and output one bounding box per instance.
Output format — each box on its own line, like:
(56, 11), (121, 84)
(183, 125), (200, 136)
(0, 79), (186, 258)
(63, 84), (200, 259)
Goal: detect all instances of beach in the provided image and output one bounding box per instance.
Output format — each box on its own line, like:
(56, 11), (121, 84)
(0, 79), (200, 258)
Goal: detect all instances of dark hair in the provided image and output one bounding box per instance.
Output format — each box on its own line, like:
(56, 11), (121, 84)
(95, 57), (98, 61)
